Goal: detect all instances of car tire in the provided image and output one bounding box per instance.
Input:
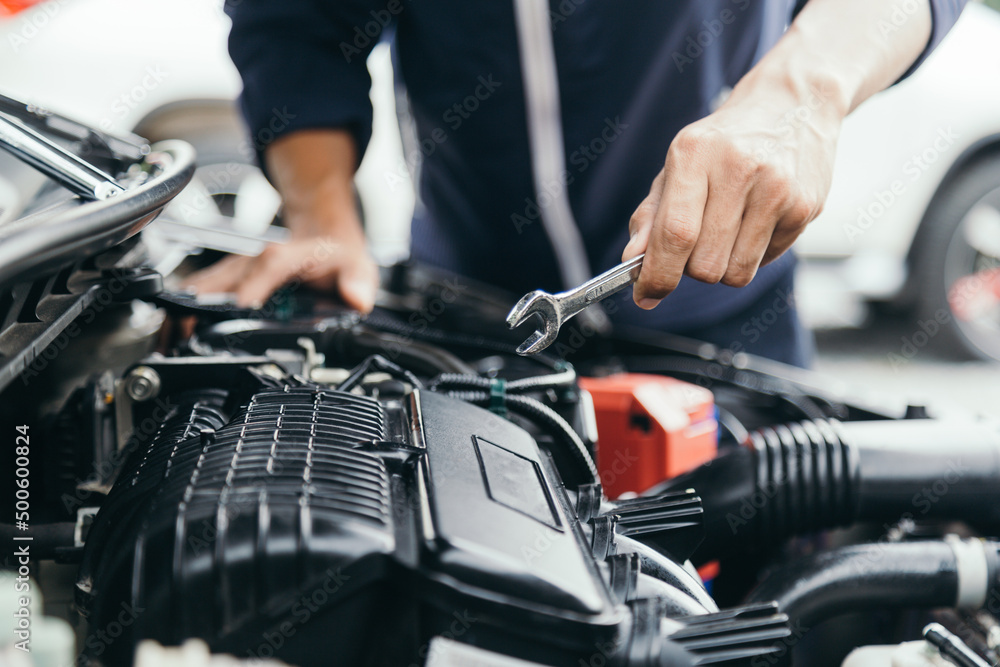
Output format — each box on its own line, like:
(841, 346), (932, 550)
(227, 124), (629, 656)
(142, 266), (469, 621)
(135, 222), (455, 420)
(911, 154), (1000, 362)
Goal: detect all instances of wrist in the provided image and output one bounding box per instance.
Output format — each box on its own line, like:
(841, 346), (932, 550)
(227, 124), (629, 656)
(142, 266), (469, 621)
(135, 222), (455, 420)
(265, 129), (362, 239)
(283, 176), (359, 231)
(284, 206), (365, 245)
(276, 178), (364, 242)
(730, 23), (855, 122)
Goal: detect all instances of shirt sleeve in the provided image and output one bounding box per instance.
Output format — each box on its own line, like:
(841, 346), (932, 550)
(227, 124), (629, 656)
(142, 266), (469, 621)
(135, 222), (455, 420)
(225, 0), (393, 167)
(898, 0), (968, 80)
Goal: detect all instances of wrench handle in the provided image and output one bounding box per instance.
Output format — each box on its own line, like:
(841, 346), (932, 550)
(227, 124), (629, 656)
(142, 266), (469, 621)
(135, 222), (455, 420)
(575, 253), (645, 304)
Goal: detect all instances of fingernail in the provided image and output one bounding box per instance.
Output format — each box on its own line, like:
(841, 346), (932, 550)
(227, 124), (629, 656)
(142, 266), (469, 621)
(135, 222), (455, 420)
(637, 298), (660, 310)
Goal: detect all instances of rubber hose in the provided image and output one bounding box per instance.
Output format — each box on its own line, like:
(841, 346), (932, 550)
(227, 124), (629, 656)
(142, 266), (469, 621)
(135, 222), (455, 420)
(745, 539), (1000, 630)
(644, 418), (1000, 561)
(431, 365), (577, 394)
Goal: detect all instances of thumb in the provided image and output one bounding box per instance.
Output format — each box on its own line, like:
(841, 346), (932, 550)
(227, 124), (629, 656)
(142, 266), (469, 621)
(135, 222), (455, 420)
(338, 255), (379, 313)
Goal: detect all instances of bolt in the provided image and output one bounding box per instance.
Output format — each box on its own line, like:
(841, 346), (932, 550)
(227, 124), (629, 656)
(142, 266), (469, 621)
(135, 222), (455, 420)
(124, 366), (160, 402)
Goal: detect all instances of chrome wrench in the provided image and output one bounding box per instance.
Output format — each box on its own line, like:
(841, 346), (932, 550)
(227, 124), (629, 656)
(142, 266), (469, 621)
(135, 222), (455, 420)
(506, 254), (644, 355)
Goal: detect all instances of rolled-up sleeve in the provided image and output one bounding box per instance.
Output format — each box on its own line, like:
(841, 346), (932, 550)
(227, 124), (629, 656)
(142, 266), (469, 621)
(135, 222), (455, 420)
(899, 0), (968, 79)
(225, 0), (393, 165)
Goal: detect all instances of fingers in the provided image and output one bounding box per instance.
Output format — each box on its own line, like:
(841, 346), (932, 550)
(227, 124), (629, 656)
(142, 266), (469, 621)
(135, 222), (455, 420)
(233, 244), (301, 308)
(762, 194), (822, 266)
(721, 187), (774, 288)
(623, 171), (665, 262)
(721, 179), (817, 286)
(685, 174), (752, 285)
(628, 124), (828, 303)
(184, 236), (380, 313)
(337, 254), (379, 313)
(631, 140), (709, 308)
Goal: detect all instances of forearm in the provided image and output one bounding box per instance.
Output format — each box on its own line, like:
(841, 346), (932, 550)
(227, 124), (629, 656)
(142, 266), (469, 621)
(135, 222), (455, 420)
(264, 129), (362, 239)
(731, 0), (932, 117)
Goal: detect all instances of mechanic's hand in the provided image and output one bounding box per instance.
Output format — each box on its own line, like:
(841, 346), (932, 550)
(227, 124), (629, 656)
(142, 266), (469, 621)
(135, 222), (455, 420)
(183, 223), (378, 312)
(184, 129), (379, 313)
(623, 72), (844, 309)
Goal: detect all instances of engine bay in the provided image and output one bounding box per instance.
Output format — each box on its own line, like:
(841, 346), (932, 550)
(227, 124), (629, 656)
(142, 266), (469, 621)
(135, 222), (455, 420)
(1, 106), (1000, 667)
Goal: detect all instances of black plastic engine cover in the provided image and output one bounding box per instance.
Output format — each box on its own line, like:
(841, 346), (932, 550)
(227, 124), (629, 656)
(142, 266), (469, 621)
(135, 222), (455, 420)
(79, 386), (628, 666)
(79, 381), (792, 667)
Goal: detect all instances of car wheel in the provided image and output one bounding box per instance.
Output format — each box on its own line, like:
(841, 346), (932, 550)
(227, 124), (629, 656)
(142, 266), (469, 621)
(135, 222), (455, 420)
(913, 155), (1000, 362)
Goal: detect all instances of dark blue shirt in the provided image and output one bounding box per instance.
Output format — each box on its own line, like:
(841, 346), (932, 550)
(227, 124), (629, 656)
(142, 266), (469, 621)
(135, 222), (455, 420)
(226, 0), (966, 331)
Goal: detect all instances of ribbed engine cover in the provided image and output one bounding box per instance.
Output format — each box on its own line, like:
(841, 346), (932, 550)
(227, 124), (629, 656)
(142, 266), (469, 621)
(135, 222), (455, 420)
(78, 386), (620, 666)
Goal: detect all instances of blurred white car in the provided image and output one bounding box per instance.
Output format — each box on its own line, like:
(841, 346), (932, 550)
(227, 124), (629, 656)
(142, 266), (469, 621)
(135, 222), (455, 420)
(1, 0), (998, 360)
(796, 3), (1000, 362)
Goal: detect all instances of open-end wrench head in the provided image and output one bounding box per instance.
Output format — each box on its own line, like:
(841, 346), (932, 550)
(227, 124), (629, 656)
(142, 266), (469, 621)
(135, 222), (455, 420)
(506, 290), (561, 355)
(515, 327), (559, 356)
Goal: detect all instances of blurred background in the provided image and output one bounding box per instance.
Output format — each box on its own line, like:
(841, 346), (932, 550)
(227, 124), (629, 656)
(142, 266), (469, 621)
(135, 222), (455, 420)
(0, 0), (997, 416)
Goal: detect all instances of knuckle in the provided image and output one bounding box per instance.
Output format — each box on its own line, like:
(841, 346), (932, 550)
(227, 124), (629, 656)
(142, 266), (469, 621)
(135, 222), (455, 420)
(761, 166), (796, 198)
(722, 256), (757, 287)
(786, 195), (818, 225)
(670, 127), (707, 158)
(686, 257), (726, 284)
(630, 199), (656, 230)
(726, 147), (761, 182)
(658, 219), (699, 251)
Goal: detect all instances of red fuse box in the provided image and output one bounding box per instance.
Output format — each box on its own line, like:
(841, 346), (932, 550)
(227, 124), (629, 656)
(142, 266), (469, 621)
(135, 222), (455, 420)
(579, 373), (717, 499)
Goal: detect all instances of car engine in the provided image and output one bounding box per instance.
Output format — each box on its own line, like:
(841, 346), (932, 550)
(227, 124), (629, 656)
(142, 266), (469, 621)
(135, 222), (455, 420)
(2, 94), (1000, 667)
